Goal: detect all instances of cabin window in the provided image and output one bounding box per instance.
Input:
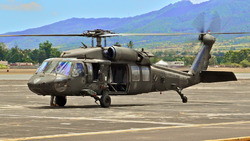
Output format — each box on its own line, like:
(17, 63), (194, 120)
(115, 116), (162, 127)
(141, 66), (150, 81)
(131, 65), (140, 81)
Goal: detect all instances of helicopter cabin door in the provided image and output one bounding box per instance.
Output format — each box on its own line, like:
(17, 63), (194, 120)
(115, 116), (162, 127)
(69, 62), (86, 95)
(108, 64), (128, 93)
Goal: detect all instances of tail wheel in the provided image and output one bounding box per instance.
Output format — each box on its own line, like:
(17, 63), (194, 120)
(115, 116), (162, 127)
(55, 96), (67, 107)
(100, 93), (111, 108)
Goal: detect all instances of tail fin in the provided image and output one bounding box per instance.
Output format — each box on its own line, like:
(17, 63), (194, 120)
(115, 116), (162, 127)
(188, 34), (215, 75)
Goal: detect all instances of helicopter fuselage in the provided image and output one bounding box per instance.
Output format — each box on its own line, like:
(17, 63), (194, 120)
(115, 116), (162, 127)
(27, 58), (195, 97)
(27, 46), (196, 98)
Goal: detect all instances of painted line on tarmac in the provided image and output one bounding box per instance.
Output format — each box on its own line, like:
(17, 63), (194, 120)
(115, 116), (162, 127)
(204, 136), (250, 141)
(186, 87), (234, 90)
(0, 91), (22, 93)
(3, 121), (250, 141)
(0, 85), (27, 87)
(0, 114), (193, 126)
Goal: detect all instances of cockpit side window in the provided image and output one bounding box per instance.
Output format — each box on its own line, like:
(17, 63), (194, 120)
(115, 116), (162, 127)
(72, 63), (84, 77)
(36, 61), (48, 73)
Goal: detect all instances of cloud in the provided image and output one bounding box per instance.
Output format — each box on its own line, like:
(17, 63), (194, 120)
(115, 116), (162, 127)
(52, 11), (57, 16)
(0, 1), (42, 11)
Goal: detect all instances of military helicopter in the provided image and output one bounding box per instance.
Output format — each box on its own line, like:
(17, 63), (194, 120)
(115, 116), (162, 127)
(1, 14), (249, 108)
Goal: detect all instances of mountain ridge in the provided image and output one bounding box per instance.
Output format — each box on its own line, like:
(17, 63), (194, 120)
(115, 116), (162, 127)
(0, 0), (249, 50)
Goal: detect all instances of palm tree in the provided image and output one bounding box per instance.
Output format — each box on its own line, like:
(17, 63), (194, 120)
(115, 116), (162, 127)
(114, 42), (121, 47)
(127, 41), (134, 49)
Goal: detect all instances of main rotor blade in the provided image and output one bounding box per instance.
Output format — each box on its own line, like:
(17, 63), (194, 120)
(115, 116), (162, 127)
(0, 32), (249, 38)
(102, 32), (250, 37)
(101, 33), (203, 37)
(0, 34), (84, 37)
(210, 32), (250, 35)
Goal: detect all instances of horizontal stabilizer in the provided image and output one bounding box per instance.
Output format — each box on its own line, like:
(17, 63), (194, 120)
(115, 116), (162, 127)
(200, 71), (237, 83)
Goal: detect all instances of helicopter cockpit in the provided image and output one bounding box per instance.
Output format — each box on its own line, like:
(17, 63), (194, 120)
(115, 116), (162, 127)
(28, 58), (87, 95)
(28, 58), (113, 97)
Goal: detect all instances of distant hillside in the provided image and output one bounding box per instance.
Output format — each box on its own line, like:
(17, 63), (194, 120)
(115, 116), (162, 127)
(0, 0), (249, 50)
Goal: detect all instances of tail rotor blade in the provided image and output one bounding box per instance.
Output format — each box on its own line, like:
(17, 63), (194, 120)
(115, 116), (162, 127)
(193, 12), (205, 33)
(207, 12), (221, 33)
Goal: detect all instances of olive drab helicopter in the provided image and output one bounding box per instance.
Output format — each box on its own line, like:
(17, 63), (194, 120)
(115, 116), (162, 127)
(1, 13), (249, 108)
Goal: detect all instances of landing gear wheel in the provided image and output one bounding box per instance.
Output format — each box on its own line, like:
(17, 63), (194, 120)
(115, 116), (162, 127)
(182, 96), (188, 103)
(55, 96), (67, 107)
(100, 94), (111, 108)
(176, 87), (188, 103)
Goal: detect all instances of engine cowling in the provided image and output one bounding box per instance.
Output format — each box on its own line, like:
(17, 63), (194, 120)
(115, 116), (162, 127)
(105, 46), (139, 62)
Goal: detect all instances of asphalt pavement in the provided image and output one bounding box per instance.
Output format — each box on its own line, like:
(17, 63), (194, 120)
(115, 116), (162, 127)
(0, 78), (250, 141)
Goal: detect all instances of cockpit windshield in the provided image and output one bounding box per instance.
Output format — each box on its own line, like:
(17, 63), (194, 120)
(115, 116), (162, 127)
(36, 61), (48, 73)
(55, 62), (72, 76)
(36, 61), (72, 76)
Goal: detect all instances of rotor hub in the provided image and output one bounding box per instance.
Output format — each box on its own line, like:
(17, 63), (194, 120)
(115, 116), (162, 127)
(83, 29), (115, 38)
(202, 34), (216, 45)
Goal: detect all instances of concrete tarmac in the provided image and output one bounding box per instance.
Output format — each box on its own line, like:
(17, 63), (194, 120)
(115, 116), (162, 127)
(0, 79), (250, 141)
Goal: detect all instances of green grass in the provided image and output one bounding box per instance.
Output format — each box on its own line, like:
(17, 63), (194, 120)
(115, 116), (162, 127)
(0, 64), (8, 69)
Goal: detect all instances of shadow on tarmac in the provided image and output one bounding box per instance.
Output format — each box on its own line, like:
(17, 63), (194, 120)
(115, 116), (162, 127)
(29, 104), (149, 109)
(28, 101), (232, 109)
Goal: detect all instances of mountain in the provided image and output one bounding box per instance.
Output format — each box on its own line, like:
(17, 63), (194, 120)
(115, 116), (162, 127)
(0, 0), (249, 50)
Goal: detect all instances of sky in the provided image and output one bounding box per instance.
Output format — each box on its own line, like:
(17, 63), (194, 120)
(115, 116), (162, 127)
(0, 0), (209, 34)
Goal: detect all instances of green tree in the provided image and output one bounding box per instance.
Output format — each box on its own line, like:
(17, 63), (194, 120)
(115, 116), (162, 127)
(51, 48), (61, 58)
(7, 46), (23, 63)
(39, 40), (53, 58)
(0, 42), (9, 60)
(223, 48), (250, 65)
(240, 59), (250, 68)
(37, 41), (61, 63)
(29, 49), (40, 63)
(38, 50), (46, 63)
(114, 42), (121, 47)
(238, 49), (249, 62)
(184, 56), (195, 66)
(127, 41), (134, 49)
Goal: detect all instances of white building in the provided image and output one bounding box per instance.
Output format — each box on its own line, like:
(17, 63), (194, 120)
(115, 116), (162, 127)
(155, 60), (184, 67)
(0, 61), (8, 66)
(155, 60), (169, 67)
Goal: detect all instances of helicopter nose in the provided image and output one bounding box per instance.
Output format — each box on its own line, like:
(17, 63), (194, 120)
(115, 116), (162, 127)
(27, 75), (57, 95)
(53, 76), (68, 93)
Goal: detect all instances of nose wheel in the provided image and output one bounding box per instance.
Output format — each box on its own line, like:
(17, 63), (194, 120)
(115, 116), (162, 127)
(50, 96), (67, 107)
